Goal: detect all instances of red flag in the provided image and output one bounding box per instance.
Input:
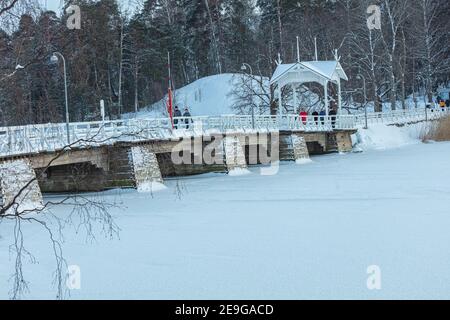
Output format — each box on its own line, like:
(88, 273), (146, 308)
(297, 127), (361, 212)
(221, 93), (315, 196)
(167, 52), (174, 128)
(167, 87), (174, 128)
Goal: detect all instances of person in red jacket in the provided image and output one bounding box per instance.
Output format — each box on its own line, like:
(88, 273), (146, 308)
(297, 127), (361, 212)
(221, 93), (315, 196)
(299, 109), (308, 125)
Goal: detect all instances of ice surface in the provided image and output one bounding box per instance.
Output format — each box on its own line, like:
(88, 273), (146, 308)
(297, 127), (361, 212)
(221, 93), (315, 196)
(1, 125), (450, 299)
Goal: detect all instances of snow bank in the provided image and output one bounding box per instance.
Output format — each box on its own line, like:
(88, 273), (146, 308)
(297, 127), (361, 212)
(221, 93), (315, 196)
(355, 123), (429, 151)
(228, 168), (251, 176)
(296, 158), (313, 165)
(136, 181), (167, 193)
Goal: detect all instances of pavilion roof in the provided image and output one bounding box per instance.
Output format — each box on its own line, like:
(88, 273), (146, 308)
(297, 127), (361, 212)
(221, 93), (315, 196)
(270, 61), (348, 85)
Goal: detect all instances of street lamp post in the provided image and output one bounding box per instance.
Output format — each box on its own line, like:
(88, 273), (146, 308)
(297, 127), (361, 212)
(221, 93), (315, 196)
(241, 63), (255, 129)
(51, 52), (70, 144)
(357, 74), (368, 129)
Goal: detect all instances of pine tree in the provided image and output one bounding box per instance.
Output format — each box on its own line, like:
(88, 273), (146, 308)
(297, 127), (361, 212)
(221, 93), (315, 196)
(222, 0), (256, 72)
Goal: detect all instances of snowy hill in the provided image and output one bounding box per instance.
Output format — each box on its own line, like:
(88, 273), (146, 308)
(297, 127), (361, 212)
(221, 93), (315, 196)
(126, 73), (323, 119)
(170, 73), (240, 116)
(126, 74), (243, 119)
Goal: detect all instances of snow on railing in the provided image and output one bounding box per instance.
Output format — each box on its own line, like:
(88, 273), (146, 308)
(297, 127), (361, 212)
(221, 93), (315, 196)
(350, 107), (449, 127)
(0, 108), (448, 158)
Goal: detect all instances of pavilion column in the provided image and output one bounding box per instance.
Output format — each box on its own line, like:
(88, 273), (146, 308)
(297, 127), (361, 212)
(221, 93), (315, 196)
(278, 86), (283, 116)
(337, 79), (342, 114)
(293, 84), (298, 114)
(324, 80), (329, 118)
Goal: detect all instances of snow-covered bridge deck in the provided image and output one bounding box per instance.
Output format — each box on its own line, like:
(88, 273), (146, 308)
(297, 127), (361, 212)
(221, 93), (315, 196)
(0, 108), (448, 158)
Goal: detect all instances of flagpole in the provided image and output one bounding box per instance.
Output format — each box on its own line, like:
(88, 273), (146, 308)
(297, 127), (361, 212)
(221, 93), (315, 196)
(167, 52), (174, 128)
(168, 52), (172, 91)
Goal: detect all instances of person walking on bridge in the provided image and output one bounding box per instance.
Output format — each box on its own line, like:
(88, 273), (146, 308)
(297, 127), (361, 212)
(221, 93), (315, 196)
(183, 107), (193, 129)
(173, 106), (182, 129)
(312, 110), (319, 125)
(299, 109), (308, 125)
(329, 107), (337, 129)
(319, 110), (326, 126)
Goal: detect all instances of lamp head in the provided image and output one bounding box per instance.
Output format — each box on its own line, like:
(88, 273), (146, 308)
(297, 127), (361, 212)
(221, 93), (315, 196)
(50, 54), (59, 64)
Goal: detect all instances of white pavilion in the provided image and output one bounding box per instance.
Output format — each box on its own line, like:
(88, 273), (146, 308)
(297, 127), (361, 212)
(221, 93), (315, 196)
(270, 60), (348, 117)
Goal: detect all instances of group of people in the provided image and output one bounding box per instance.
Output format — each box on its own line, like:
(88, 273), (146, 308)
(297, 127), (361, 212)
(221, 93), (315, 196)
(173, 106), (192, 129)
(298, 107), (338, 127)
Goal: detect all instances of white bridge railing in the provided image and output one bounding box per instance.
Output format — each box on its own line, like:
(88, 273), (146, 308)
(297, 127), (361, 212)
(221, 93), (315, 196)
(349, 108), (448, 127)
(0, 108), (448, 158)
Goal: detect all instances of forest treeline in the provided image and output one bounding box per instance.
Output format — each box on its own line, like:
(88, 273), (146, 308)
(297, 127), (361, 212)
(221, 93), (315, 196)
(0, 0), (449, 125)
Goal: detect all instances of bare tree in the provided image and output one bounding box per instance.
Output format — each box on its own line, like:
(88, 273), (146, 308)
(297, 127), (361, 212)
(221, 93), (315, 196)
(413, 0), (449, 103)
(1, 188), (120, 299)
(0, 0), (21, 16)
(229, 73), (274, 115)
(0, 0), (39, 31)
(0, 127), (162, 299)
(399, 28), (408, 109)
(380, 0), (411, 111)
(349, 1), (384, 112)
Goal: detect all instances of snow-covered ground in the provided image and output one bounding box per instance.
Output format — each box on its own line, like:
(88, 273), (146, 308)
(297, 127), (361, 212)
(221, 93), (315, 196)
(1, 123), (450, 299)
(124, 74), (242, 118)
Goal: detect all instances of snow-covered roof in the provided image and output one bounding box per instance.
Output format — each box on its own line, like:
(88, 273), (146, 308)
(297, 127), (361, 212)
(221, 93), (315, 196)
(270, 61), (348, 85)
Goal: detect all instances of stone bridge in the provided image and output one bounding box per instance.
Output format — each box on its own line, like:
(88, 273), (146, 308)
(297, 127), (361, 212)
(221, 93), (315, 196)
(0, 109), (447, 211)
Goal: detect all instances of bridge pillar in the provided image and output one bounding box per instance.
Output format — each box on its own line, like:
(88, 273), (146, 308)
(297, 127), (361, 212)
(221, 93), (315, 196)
(335, 131), (354, 153)
(0, 159), (43, 213)
(131, 145), (164, 192)
(291, 134), (311, 164)
(224, 135), (248, 173)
